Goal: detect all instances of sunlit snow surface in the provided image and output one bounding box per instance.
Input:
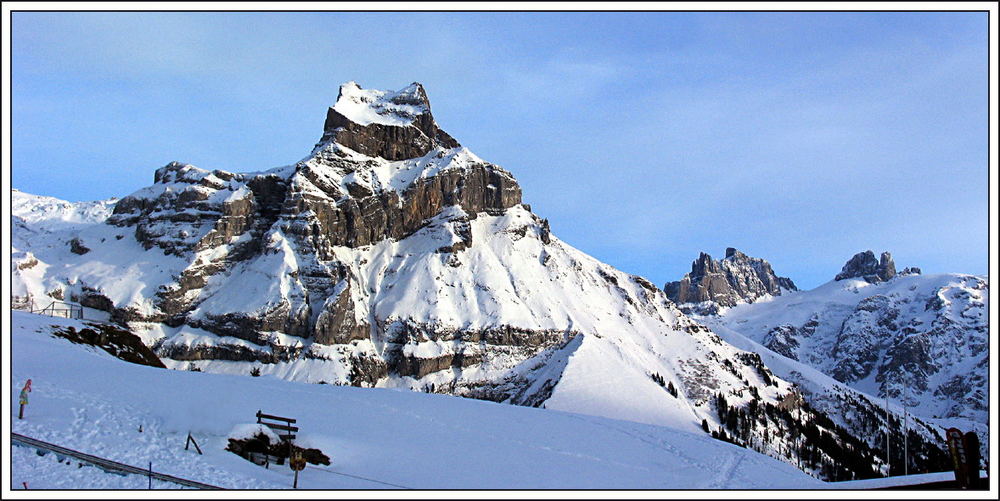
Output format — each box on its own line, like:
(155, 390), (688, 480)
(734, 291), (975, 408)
(9, 311), (825, 490)
(332, 81), (429, 127)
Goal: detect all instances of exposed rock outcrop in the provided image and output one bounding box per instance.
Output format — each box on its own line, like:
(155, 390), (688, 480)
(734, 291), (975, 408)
(52, 322), (165, 369)
(69, 237), (90, 255)
(834, 250), (896, 283)
(664, 247), (797, 308)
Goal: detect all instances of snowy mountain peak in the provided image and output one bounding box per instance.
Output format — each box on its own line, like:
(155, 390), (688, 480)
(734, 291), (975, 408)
(664, 248), (797, 310)
(12, 82), (779, 439)
(332, 81), (431, 127)
(319, 82), (460, 161)
(834, 250), (897, 283)
(101, 83), (516, 258)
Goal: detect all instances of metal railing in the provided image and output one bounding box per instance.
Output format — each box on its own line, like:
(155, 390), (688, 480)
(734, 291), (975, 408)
(11, 432), (223, 490)
(31, 301), (84, 320)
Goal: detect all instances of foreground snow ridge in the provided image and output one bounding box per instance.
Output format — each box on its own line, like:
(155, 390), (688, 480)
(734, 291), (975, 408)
(10, 311), (823, 490)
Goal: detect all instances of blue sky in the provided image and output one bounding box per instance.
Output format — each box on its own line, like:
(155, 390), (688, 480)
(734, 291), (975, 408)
(9, 11), (989, 289)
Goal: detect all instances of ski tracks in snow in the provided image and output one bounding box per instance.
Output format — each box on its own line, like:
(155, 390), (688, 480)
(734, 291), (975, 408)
(706, 450), (745, 489)
(560, 413), (718, 486)
(558, 413), (796, 489)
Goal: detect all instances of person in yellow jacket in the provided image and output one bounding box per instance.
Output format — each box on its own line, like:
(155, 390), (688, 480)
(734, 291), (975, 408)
(19, 379), (32, 419)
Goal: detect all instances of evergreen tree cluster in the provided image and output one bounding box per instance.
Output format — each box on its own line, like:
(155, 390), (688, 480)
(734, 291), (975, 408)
(705, 391), (944, 481)
(710, 387), (955, 482)
(735, 352), (778, 387)
(649, 372), (678, 397)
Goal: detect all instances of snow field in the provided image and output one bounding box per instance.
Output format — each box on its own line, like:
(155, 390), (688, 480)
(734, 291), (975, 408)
(9, 311), (825, 490)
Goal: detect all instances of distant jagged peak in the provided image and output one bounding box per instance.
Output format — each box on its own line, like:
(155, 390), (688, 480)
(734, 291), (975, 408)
(691, 251), (721, 276)
(664, 247), (797, 309)
(834, 250), (899, 283)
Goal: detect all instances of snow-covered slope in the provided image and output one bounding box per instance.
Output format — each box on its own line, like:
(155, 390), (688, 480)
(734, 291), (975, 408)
(10, 311), (824, 489)
(699, 272), (989, 425)
(11, 189), (120, 310)
(11, 188), (117, 232)
(660, 247), (989, 472)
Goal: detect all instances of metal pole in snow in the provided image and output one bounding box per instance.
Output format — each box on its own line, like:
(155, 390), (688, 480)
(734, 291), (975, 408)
(904, 406), (909, 476)
(795, 389), (805, 470)
(904, 384), (909, 477)
(148, 462), (152, 489)
(885, 394), (890, 477)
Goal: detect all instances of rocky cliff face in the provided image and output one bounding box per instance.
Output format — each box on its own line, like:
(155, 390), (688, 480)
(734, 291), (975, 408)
(829, 274), (988, 414)
(664, 248), (797, 310)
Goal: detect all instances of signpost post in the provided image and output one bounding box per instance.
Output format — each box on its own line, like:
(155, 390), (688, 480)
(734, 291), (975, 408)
(290, 452), (306, 489)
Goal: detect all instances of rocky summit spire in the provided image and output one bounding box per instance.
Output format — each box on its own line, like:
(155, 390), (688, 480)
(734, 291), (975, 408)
(317, 81), (459, 160)
(834, 250), (897, 283)
(664, 248), (797, 309)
